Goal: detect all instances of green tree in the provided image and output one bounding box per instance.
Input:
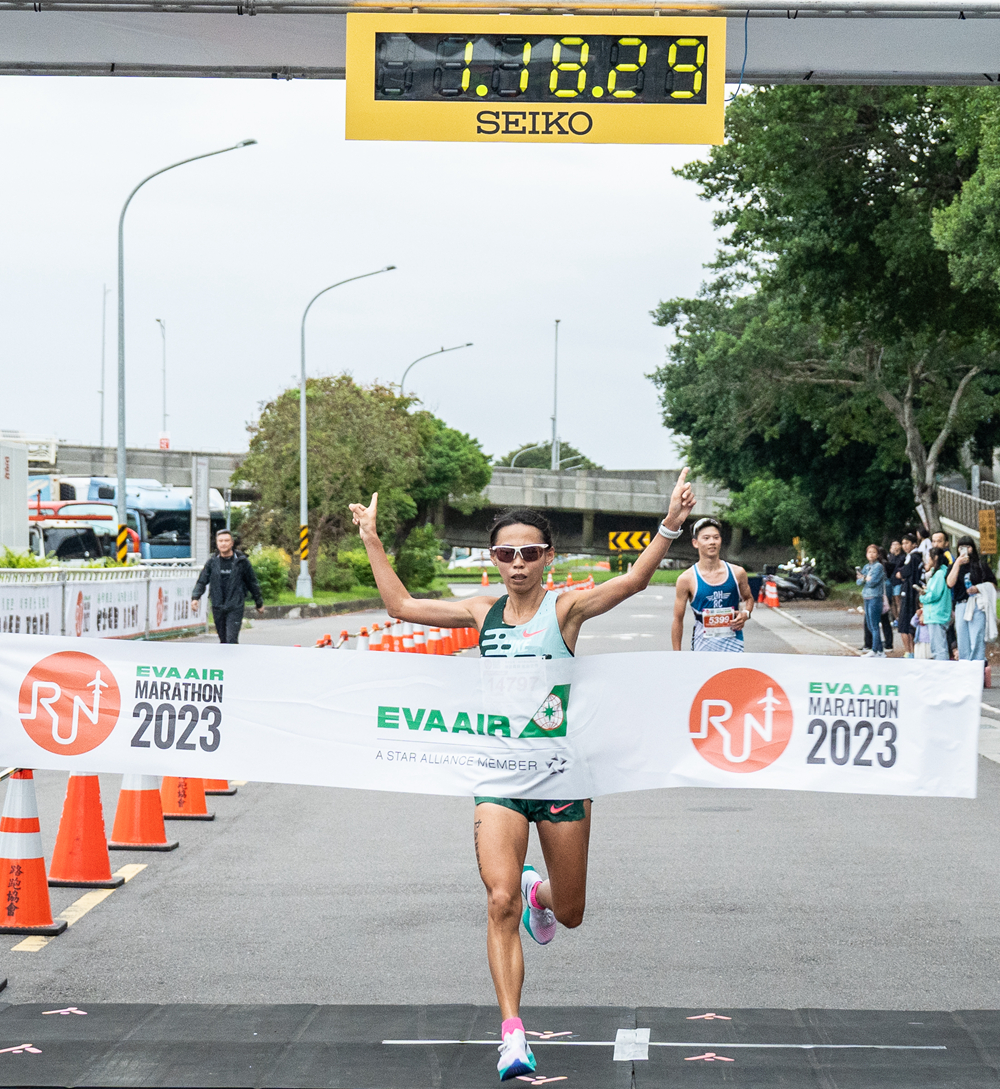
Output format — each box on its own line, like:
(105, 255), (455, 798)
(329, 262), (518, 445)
(497, 441), (602, 470)
(652, 85), (1000, 538)
(238, 376), (422, 573)
(409, 412), (492, 520)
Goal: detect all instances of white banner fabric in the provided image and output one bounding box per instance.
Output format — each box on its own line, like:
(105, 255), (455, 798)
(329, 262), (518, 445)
(146, 575), (199, 636)
(64, 582), (144, 640)
(0, 585), (60, 638)
(0, 635), (982, 799)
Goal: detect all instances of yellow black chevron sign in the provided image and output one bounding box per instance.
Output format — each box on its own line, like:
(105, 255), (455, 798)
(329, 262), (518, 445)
(608, 531), (651, 552)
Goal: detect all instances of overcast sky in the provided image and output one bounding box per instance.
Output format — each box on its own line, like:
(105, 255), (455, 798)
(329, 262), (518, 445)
(0, 76), (719, 470)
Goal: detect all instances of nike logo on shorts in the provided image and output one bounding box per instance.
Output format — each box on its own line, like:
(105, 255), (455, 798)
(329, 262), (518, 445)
(549, 803), (573, 814)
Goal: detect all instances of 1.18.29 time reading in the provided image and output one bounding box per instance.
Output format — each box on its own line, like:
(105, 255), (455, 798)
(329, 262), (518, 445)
(374, 33), (708, 105)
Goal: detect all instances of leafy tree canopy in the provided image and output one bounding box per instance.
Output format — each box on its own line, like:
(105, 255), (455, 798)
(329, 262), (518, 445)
(651, 85), (1000, 565)
(237, 375), (491, 571)
(497, 441), (602, 470)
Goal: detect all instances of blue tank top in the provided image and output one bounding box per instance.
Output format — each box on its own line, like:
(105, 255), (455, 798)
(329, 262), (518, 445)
(690, 562), (744, 645)
(479, 591), (573, 659)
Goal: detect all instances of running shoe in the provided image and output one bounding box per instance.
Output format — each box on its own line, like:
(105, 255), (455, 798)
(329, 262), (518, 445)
(521, 864), (557, 946)
(498, 1029), (536, 1081)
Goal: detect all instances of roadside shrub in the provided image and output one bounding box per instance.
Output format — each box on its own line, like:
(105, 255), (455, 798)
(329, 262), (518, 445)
(396, 525), (443, 590)
(250, 545), (291, 602)
(0, 547), (50, 569)
(315, 550), (358, 593)
(338, 547), (380, 588)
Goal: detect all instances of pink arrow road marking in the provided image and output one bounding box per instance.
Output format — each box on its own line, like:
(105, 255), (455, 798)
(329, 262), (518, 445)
(685, 1052), (735, 1062)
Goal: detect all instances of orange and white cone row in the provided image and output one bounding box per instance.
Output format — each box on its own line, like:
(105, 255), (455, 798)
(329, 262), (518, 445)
(108, 775), (179, 851)
(0, 770), (67, 935)
(48, 773), (123, 889)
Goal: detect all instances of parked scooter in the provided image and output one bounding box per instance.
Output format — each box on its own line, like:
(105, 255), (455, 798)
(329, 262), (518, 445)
(767, 558), (828, 601)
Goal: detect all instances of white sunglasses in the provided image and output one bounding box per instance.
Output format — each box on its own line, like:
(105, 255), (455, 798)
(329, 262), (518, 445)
(490, 544), (551, 563)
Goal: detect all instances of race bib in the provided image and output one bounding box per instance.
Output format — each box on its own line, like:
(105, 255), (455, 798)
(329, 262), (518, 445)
(701, 607), (736, 636)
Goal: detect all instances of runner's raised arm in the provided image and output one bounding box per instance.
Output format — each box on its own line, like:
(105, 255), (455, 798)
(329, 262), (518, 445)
(348, 492), (496, 630)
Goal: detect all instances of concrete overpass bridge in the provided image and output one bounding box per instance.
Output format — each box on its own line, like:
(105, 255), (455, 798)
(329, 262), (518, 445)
(32, 442), (780, 564)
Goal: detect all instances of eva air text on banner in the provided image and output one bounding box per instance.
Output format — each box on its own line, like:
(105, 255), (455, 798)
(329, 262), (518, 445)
(0, 636), (981, 800)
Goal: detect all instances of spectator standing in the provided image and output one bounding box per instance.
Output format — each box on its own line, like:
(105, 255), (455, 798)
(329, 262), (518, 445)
(946, 536), (998, 662)
(894, 533), (921, 658)
(916, 526), (932, 564)
(862, 545), (894, 653)
(930, 531), (954, 567)
(886, 540), (904, 621)
(191, 529), (265, 644)
(919, 548), (951, 661)
(857, 544), (888, 658)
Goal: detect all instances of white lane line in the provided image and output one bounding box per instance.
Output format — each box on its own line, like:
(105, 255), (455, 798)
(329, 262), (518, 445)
(761, 609), (861, 656)
(981, 703), (1000, 717)
(382, 1040), (946, 1051)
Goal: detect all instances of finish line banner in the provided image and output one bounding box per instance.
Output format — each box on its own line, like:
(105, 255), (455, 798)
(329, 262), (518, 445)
(0, 635), (982, 799)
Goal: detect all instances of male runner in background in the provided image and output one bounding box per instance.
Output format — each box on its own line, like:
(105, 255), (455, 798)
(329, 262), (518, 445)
(672, 517), (754, 652)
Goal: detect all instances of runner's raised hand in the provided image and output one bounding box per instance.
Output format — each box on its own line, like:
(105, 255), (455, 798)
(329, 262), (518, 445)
(349, 492), (379, 545)
(664, 467), (697, 530)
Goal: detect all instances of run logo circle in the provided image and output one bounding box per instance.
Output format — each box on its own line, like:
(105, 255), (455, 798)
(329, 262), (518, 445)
(18, 651), (121, 755)
(689, 668), (792, 773)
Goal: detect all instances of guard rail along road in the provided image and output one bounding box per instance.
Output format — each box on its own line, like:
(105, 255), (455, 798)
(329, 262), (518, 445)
(0, 566), (201, 642)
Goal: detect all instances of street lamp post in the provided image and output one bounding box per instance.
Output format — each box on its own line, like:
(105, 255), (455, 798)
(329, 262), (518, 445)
(550, 319), (561, 471)
(509, 442), (546, 468)
(99, 283), (110, 451)
(296, 265), (397, 600)
(400, 342), (473, 396)
(155, 318), (167, 443)
(116, 138), (257, 562)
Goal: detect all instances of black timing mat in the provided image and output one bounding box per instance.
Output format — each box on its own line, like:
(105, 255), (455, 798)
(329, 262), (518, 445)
(1, 1003), (1000, 1087)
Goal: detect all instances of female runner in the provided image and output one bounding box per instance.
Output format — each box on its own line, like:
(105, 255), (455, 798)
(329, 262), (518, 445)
(349, 469), (695, 1081)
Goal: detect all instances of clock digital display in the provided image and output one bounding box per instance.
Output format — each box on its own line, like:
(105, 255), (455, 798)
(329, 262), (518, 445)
(374, 33), (708, 106)
(346, 14), (725, 146)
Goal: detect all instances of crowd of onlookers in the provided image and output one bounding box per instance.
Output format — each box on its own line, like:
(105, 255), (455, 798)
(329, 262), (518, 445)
(856, 528), (999, 662)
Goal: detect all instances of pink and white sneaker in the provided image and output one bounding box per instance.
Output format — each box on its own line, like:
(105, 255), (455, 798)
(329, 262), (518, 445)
(521, 864), (556, 946)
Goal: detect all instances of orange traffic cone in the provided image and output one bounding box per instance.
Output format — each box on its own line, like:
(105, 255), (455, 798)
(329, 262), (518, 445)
(467, 626), (479, 650)
(765, 579), (780, 608)
(441, 628), (455, 655)
(428, 627), (442, 654)
(369, 623), (383, 651)
(757, 584), (765, 604)
(0, 771), (67, 935)
(392, 621), (404, 653)
(566, 571), (574, 588)
(402, 623), (415, 653)
(481, 571), (489, 586)
(161, 778), (215, 821)
(357, 626), (370, 652)
(204, 779), (237, 796)
(48, 773), (123, 889)
(545, 571), (555, 591)
(108, 775), (179, 851)
(414, 627), (427, 653)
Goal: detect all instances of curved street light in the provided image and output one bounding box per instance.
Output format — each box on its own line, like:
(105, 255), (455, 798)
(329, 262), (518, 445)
(400, 342), (473, 396)
(509, 442), (546, 468)
(116, 138), (257, 560)
(296, 265), (397, 598)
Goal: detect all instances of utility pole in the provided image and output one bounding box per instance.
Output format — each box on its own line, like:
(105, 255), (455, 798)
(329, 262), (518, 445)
(99, 283), (109, 450)
(550, 319), (561, 471)
(156, 318), (167, 443)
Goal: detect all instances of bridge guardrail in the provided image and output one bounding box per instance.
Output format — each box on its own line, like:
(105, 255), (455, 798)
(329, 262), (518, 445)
(938, 485), (1000, 538)
(0, 567), (202, 640)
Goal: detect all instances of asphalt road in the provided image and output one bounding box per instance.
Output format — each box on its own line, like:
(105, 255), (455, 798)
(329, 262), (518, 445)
(4, 586), (998, 1013)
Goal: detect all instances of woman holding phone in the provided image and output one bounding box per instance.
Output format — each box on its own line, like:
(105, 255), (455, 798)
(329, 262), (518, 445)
(349, 470), (696, 1082)
(947, 535), (997, 661)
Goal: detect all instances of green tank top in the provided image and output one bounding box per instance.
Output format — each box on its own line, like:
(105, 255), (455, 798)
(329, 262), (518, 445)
(478, 591), (573, 659)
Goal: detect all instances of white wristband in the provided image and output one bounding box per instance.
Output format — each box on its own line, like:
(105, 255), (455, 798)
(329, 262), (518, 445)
(658, 523), (683, 540)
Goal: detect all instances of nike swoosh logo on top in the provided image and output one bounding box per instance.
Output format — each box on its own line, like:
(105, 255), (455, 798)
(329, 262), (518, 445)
(549, 803), (573, 814)
(523, 628), (546, 638)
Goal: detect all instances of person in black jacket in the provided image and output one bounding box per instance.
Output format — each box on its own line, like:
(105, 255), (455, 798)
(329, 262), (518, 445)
(191, 530), (265, 643)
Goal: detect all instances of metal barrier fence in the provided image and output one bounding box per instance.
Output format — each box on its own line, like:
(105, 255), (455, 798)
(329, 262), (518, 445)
(980, 480), (1000, 504)
(938, 485), (999, 536)
(0, 567), (202, 640)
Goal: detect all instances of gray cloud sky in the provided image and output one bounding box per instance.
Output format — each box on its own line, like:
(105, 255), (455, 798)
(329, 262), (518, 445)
(0, 76), (718, 470)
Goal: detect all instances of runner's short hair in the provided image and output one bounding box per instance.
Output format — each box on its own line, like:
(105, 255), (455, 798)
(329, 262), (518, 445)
(691, 517), (723, 541)
(489, 509), (554, 548)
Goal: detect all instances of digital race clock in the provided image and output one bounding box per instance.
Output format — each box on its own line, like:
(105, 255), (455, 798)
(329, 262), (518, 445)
(345, 15), (725, 145)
